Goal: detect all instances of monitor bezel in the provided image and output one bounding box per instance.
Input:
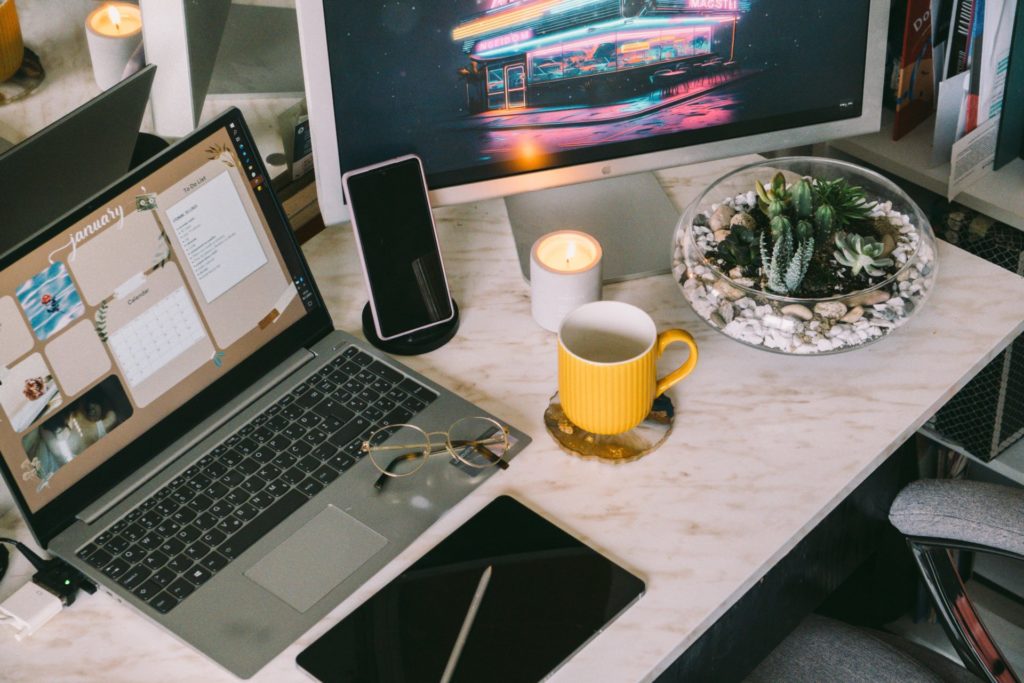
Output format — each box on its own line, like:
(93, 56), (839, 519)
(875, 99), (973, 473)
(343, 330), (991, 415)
(0, 108), (334, 548)
(296, 0), (890, 226)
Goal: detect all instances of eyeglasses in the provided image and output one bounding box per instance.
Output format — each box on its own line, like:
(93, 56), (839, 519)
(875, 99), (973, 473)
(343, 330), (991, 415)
(363, 416), (510, 491)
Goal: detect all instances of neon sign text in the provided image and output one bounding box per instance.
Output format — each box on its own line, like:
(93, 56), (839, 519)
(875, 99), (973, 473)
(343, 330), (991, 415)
(687, 0), (738, 9)
(475, 29), (534, 53)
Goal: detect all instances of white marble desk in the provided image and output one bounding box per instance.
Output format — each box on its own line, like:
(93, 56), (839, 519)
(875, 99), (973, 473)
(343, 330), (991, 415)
(1, 156), (1024, 681)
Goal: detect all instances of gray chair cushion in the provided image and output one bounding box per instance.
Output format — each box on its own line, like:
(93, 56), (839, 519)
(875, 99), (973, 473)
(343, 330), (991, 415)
(889, 479), (1024, 558)
(745, 615), (980, 683)
(871, 629), (982, 683)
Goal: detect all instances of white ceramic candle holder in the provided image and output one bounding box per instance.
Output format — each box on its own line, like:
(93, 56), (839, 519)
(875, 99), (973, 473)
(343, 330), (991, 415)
(86, 2), (143, 90)
(530, 230), (603, 332)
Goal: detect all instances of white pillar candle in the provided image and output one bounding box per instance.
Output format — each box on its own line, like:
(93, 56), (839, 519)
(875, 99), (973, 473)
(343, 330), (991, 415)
(85, 2), (143, 90)
(530, 230), (603, 332)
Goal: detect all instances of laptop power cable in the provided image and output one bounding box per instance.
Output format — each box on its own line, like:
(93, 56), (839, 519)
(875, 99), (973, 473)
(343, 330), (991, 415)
(0, 537), (96, 640)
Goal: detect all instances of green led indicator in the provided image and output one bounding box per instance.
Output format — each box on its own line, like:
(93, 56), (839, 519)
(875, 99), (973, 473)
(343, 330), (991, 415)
(64, 579), (70, 585)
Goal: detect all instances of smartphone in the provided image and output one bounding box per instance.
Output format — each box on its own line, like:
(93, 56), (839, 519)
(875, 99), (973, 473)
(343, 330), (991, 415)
(342, 155), (455, 340)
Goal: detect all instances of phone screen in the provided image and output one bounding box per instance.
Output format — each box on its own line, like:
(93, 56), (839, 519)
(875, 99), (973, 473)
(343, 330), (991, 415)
(345, 157), (454, 339)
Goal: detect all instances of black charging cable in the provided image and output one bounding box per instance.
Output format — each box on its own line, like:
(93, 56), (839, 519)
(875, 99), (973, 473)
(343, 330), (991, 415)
(0, 537), (96, 606)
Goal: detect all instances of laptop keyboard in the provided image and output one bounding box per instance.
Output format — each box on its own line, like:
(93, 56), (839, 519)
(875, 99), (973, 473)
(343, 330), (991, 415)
(75, 346), (437, 615)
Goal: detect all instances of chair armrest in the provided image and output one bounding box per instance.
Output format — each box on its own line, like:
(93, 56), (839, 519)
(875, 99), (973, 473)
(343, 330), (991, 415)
(889, 479), (1024, 559)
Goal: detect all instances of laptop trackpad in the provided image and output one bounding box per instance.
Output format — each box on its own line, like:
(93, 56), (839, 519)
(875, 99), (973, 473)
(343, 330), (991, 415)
(244, 505), (387, 613)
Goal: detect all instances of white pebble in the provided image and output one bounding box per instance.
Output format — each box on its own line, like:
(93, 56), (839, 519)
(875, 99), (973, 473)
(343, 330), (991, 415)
(813, 301), (848, 319)
(763, 313), (796, 332)
(780, 304), (813, 321)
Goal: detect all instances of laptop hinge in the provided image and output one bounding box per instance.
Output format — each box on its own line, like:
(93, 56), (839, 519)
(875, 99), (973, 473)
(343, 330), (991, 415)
(78, 347), (318, 524)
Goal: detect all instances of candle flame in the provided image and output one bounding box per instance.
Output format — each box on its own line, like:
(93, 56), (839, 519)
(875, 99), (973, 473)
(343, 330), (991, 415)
(565, 241), (576, 264)
(107, 5), (122, 31)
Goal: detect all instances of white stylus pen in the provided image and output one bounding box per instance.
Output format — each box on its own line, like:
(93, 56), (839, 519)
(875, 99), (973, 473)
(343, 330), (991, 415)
(440, 565), (493, 683)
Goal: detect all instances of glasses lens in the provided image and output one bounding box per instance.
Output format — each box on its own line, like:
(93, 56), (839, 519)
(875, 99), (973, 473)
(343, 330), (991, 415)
(447, 417), (509, 468)
(366, 424), (430, 478)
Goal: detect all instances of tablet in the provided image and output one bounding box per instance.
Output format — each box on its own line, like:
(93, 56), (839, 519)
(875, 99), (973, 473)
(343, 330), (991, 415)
(296, 495), (645, 683)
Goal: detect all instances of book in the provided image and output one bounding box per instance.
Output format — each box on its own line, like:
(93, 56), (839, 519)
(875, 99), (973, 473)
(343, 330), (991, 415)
(994, 0), (1024, 169)
(893, 0), (936, 139)
(947, 0), (977, 78)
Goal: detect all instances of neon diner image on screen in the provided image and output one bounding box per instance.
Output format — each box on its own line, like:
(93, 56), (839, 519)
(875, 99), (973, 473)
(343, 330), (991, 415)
(454, 0), (742, 113)
(325, 1), (870, 186)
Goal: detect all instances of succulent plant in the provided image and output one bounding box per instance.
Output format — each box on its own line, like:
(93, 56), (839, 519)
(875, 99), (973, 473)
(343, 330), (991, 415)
(813, 178), (875, 235)
(716, 224), (760, 268)
(737, 171), (886, 295)
(790, 178), (813, 218)
(754, 172), (790, 218)
(760, 219), (814, 295)
(833, 232), (894, 277)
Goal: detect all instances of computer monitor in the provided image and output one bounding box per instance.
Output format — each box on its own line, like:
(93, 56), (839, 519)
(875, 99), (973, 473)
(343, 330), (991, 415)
(0, 65), (156, 257)
(296, 1), (889, 281)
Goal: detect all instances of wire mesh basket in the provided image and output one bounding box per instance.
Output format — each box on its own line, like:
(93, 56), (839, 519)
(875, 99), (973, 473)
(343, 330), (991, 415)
(927, 205), (1024, 461)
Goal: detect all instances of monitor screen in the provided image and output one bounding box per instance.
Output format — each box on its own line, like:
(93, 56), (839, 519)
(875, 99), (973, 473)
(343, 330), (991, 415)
(318, 0), (872, 190)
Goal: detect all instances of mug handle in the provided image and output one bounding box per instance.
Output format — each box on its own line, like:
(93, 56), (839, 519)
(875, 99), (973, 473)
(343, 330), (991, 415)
(654, 329), (698, 397)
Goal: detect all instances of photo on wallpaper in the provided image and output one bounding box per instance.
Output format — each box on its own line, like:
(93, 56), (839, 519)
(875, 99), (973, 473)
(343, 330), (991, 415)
(20, 375), (133, 490)
(0, 353), (63, 433)
(16, 261), (86, 341)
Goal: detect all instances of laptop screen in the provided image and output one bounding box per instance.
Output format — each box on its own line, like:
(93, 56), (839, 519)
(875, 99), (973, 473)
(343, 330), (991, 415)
(0, 112), (324, 518)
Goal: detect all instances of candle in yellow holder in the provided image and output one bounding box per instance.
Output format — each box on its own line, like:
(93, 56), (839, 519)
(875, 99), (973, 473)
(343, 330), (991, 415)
(85, 2), (143, 90)
(530, 230), (603, 331)
(0, 0), (23, 83)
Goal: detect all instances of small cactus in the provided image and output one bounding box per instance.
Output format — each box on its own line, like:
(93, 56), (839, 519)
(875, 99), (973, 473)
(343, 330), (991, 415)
(790, 178), (813, 218)
(760, 220), (814, 295)
(755, 172), (790, 218)
(833, 232), (893, 277)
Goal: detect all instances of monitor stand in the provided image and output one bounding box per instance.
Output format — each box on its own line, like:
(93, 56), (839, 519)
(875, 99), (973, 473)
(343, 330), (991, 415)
(208, 4), (303, 96)
(505, 171), (681, 284)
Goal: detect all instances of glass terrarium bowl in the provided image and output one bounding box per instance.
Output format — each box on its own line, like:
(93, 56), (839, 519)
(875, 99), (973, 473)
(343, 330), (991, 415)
(671, 157), (938, 355)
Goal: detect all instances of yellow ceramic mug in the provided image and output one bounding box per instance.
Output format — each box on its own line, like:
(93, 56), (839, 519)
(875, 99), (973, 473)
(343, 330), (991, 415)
(0, 0), (24, 83)
(558, 301), (698, 435)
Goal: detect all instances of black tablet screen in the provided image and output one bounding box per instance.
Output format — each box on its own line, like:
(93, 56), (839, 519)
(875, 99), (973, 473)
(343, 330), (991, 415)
(297, 495), (645, 683)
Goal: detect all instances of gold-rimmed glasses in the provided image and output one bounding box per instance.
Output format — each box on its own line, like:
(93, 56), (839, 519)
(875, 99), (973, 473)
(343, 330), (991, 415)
(363, 416), (510, 491)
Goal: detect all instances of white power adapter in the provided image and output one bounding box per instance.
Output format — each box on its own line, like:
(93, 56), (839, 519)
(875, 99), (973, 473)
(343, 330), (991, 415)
(0, 581), (64, 640)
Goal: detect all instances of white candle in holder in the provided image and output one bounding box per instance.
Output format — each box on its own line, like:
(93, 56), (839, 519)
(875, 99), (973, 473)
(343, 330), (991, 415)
(530, 230), (603, 332)
(85, 2), (143, 90)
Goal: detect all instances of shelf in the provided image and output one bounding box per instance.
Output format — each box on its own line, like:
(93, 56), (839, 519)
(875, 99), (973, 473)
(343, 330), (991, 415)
(974, 436), (1024, 487)
(920, 425), (1024, 487)
(827, 110), (1024, 232)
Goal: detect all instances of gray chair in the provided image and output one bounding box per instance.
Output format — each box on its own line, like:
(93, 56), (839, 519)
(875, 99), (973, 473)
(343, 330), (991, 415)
(747, 479), (1024, 683)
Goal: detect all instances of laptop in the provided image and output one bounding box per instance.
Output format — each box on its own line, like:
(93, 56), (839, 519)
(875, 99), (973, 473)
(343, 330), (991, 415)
(0, 65), (156, 256)
(0, 108), (530, 678)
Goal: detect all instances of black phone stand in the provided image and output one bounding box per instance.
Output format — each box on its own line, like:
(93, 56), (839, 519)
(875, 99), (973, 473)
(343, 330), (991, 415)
(361, 301), (460, 356)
